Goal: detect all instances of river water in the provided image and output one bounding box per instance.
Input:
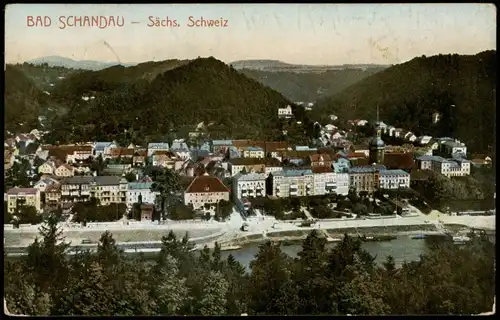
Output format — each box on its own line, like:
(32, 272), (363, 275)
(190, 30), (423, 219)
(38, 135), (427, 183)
(221, 235), (428, 272)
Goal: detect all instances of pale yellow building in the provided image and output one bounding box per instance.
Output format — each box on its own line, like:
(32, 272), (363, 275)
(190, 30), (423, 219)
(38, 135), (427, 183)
(6, 188), (42, 213)
(54, 164), (75, 177)
(38, 161), (56, 175)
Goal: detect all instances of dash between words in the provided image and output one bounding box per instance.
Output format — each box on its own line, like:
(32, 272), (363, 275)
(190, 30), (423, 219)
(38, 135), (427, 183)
(27, 15), (229, 29)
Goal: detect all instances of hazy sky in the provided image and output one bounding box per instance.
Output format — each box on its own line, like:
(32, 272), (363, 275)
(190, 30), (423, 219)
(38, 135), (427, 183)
(5, 3), (496, 65)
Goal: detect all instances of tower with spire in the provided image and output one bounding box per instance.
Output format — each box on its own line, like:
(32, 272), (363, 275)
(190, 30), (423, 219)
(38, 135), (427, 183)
(369, 104), (385, 164)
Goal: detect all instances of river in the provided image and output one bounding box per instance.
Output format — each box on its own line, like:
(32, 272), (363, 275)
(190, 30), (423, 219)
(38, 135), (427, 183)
(221, 235), (429, 272)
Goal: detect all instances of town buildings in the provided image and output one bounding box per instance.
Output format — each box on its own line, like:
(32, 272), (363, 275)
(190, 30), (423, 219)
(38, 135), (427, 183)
(6, 188), (41, 213)
(348, 166), (383, 193)
(278, 105), (293, 118)
(415, 155), (471, 177)
(232, 172), (266, 200)
(126, 181), (159, 211)
(269, 169), (314, 198)
(379, 169), (411, 189)
(183, 174), (230, 211)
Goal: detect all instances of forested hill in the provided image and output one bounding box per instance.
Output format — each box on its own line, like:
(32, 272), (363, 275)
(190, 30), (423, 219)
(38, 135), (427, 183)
(315, 51), (496, 154)
(239, 67), (386, 102)
(47, 57), (291, 144)
(4, 65), (47, 133)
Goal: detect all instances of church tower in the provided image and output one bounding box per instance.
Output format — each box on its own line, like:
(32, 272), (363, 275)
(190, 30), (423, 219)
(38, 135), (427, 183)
(369, 105), (385, 164)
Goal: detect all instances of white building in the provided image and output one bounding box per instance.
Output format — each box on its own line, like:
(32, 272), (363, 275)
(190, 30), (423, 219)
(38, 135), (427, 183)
(416, 135), (433, 145)
(270, 169), (313, 198)
(243, 147), (265, 159)
(312, 167), (337, 196)
(440, 140), (467, 157)
(126, 181), (159, 211)
(416, 155), (471, 177)
(232, 172), (266, 200)
(379, 169), (410, 189)
(183, 174), (230, 211)
(278, 105), (293, 118)
(264, 165), (283, 178)
(147, 143), (170, 157)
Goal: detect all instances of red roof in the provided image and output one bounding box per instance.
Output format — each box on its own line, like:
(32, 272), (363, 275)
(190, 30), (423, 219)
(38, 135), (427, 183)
(383, 152), (415, 170)
(346, 152), (367, 159)
(185, 174), (230, 193)
(309, 154), (333, 162)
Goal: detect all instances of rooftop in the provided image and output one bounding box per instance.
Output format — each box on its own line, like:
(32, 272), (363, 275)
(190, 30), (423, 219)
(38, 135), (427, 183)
(185, 174), (230, 193)
(128, 182), (154, 190)
(212, 140), (233, 146)
(7, 188), (39, 195)
(233, 172), (266, 181)
(379, 169), (410, 176)
(273, 169), (313, 177)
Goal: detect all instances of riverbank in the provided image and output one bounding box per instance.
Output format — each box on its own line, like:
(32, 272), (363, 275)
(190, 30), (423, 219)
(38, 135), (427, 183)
(218, 224), (448, 248)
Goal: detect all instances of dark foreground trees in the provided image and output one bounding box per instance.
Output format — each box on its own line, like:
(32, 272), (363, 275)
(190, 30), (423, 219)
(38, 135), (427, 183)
(4, 218), (495, 316)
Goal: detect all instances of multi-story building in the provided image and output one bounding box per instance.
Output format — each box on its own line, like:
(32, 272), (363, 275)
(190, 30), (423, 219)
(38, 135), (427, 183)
(242, 147), (265, 159)
(90, 176), (128, 206)
(93, 142), (117, 158)
(232, 172), (266, 200)
(6, 188), (41, 213)
(152, 151), (176, 168)
(439, 140), (467, 157)
(147, 142), (170, 157)
(184, 174), (230, 211)
(270, 169), (314, 198)
(54, 164), (75, 177)
(45, 184), (61, 209)
(311, 166), (350, 196)
(66, 145), (94, 163)
(60, 176), (94, 204)
(264, 165), (283, 178)
(416, 155), (471, 177)
(378, 169), (411, 189)
(126, 181), (159, 211)
(38, 160), (56, 175)
(348, 165), (384, 193)
(211, 140), (233, 154)
(308, 154), (334, 167)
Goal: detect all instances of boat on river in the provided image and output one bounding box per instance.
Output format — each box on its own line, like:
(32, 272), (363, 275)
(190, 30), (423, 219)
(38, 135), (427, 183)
(452, 235), (471, 244)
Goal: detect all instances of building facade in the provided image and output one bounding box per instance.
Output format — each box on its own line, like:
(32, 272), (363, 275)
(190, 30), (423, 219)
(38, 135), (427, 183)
(90, 176), (128, 206)
(60, 176), (95, 204)
(184, 174), (230, 211)
(378, 169), (411, 189)
(232, 172), (266, 200)
(6, 188), (42, 213)
(348, 166), (383, 193)
(126, 182), (159, 211)
(270, 169), (314, 198)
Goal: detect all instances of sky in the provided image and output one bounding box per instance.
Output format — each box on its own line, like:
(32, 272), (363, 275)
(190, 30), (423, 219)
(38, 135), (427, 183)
(4, 3), (497, 65)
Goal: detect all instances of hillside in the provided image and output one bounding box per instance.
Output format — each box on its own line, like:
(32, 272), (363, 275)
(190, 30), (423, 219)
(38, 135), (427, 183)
(239, 67), (386, 102)
(27, 55), (137, 71)
(4, 65), (48, 134)
(46, 57), (291, 144)
(51, 59), (191, 99)
(10, 62), (83, 91)
(315, 51), (496, 154)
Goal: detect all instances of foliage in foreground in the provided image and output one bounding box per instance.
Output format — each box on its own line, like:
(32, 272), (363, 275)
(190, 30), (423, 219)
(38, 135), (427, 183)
(4, 216), (495, 316)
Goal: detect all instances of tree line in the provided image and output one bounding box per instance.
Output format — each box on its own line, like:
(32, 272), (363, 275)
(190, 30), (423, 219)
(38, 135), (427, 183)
(4, 215), (495, 316)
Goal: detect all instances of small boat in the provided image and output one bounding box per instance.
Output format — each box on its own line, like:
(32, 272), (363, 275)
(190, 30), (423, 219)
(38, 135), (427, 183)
(326, 238), (342, 243)
(412, 234), (427, 240)
(220, 245), (242, 251)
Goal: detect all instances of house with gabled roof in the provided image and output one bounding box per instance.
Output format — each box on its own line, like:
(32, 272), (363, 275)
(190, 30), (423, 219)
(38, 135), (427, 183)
(183, 173), (230, 211)
(147, 143), (170, 157)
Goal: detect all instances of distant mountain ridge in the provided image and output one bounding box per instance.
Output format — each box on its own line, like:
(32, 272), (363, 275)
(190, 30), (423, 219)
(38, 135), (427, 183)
(26, 56), (137, 71)
(230, 59), (389, 73)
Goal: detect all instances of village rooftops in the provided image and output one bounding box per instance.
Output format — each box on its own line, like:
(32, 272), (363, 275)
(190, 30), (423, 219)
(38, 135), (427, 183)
(7, 188), (38, 195)
(233, 172), (266, 181)
(229, 158), (266, 166)
(273, 169), (313, 177)
(309, 154), (333, 162)
(128, 182), (154, 190)
(185, 174), (230, 193)
(442, 140), (466, 147)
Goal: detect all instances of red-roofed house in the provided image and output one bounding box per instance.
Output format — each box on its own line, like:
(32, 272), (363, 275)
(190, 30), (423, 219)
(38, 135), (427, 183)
(183, 173), (230, 211)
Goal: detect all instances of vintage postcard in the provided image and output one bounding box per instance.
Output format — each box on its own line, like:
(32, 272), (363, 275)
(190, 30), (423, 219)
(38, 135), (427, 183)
(4, 3), (496, 316)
